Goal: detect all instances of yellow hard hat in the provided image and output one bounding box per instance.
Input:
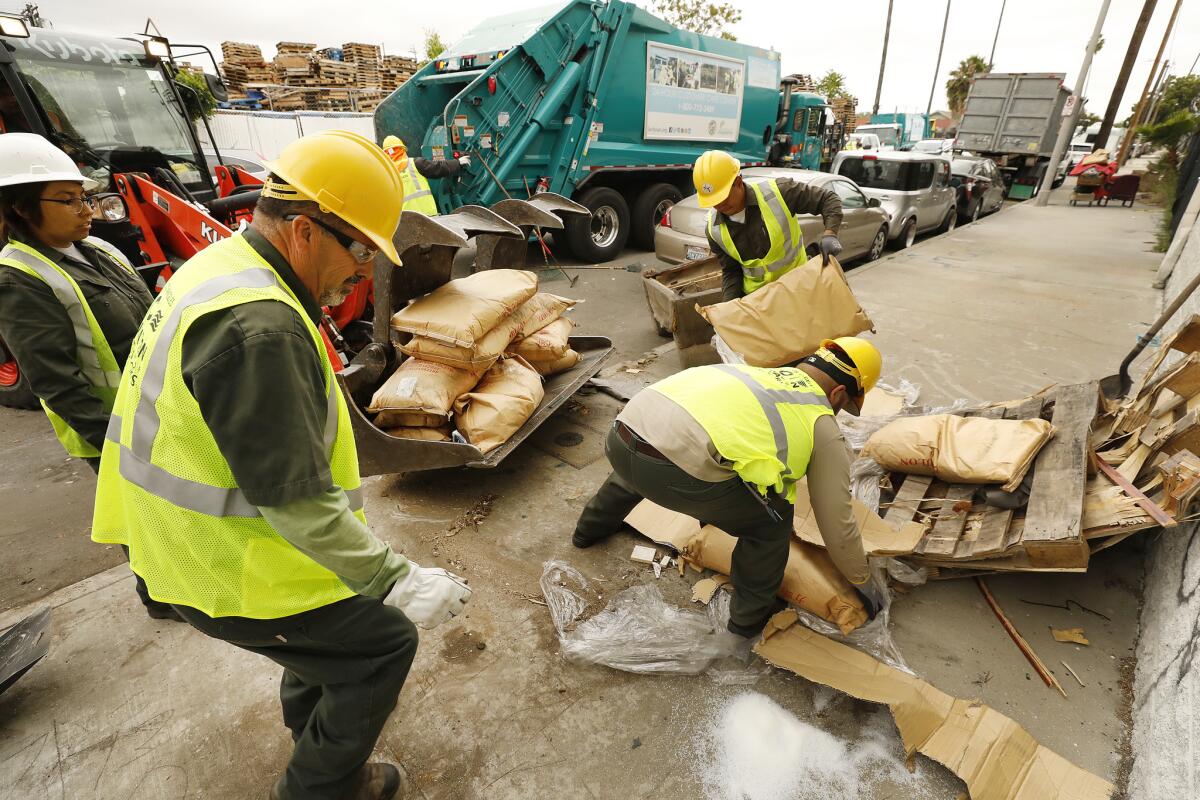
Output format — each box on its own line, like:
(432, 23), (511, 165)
(266, 130), (403, 264)
(693, 150), (741, 208)
(815, 336), (882, 415)
(381, 135), (405, 151)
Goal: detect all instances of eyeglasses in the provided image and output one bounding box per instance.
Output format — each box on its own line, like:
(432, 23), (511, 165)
(41, 196), (95, 215)
(286, 214), (378, 264)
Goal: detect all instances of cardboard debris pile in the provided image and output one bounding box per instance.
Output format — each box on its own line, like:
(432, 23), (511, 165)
(863, 316), (1200, 577)
(366, 269), (580, 452)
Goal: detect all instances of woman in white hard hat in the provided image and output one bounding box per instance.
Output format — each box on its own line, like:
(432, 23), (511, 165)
(0, 132), (179, 620)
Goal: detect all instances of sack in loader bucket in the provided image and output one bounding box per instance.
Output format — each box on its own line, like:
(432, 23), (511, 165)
(516, 293), (577, 338)
(367, 358), (482, 429)
(390, 269), (538, 348)
(400, 302), (534, 371)
(508, 317), (575, 362)
(382, 425), (454, 442)
(696, 256), (873, 367)
(861, 414), (1055, 492)
(533, 349), (580, 377)
(454, 356), (545, 454)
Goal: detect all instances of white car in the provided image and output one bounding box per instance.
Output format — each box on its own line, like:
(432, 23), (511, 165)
(913, 138), (955, 155)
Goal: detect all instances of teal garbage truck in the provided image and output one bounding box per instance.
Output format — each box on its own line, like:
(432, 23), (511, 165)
(854, 112), (929, 150)
(375, 0), (823, 261)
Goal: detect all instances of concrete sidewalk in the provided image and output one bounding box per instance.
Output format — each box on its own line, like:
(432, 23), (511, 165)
(0, 188), (1163, 799)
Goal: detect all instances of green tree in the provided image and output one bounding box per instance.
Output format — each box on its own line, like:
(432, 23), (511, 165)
(423, 29), (447, 61)
(174, 69), (216, 122)
(1138, 110), (1199, 173)
(816, 70), (849, 100)
(1079, 112), (1101, 127)
(652, 0), (742, 40)
(946, 55), (990, 119)
(1152, 75), (1200, 124)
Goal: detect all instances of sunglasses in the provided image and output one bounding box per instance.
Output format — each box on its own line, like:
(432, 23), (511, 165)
(286, 214), (378, 264)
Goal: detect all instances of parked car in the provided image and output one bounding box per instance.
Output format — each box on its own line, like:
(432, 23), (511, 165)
(653, 167), (890, 266)
(201, 148), (269, 181)
(913, 138), (955, 155)
(830, 151), (958, 249)
(950, 155), (1006, 222)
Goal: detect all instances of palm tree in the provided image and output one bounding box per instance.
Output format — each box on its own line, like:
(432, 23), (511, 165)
(817, 70), (848, 100)
(946, 55), (990, 119)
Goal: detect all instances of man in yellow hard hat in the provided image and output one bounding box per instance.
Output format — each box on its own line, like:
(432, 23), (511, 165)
(573, 337), (882, 637)
(381, 134), (471, 215)
(92, 130), (471, 800)
(695, 149), (845, 302)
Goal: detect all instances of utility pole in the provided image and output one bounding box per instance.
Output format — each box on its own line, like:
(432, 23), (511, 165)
(1095, 0), (1157, 154)
(1035, 0), (1111, 207)
(1144, 61), (1171, 126)
(1118, 0), (1183, 166)
(925, 0), (952, 130)
(988, 0), (1006, 67)
(872, 0), (894, 116)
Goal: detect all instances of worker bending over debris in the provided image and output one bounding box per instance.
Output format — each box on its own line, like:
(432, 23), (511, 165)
(0, 133), (178, 621)
(382, 134), (470, 215)
(695, 149), (844, 301)
(573, 337), (882, 637)
(92, 131), (471, 800)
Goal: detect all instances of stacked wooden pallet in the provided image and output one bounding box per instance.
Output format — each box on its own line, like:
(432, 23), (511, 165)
(317, 59), (357, 86)
(381, 55), (417, 91)
(831, 96), (858, 133)
(221, 41), (262, 63)
(782, 73), (816, 92)
(343, 42), (382, 89)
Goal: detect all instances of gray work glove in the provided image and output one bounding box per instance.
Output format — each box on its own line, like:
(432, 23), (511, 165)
(820, 234), (843, 266)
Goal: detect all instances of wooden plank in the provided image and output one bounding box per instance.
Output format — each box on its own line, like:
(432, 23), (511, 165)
(883, 475), (932, 529)
(1005, 395), (1046, 422)
(970, 505), (1016, 558)
(1024, 382), (1098, 563)
(1095, 457), (1177, 528)
(918, 485), (975, 556)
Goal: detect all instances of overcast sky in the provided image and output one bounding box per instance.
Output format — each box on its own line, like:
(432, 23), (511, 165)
(29, 0), (1200, 116)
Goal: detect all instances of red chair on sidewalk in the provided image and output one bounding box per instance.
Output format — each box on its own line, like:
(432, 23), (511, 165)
(1104, 174), (1141, 207)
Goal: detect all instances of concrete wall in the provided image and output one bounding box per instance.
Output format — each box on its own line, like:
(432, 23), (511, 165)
(1129, 191), (1200, 798)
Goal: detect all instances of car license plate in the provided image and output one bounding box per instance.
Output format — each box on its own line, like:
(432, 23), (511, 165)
(685, 245), (709, 261)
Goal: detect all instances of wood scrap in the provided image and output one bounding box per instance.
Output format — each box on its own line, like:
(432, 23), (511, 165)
(1050, 627), (1090, 645)
(1061, 660), (1086, 687)
(1095, 457), (1176, 528)
(976, 578), (1068, 698)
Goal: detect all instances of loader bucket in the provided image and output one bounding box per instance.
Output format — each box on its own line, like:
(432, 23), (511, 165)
(476, 193), (589, 270)
(0, 606), (51, 695)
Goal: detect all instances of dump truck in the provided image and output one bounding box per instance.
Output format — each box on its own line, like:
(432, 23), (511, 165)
(954, 72), (1073, 199)
(374, 0), (821, 262)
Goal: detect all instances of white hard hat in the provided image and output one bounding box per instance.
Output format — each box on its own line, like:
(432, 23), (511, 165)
(0, 133), (98, 191)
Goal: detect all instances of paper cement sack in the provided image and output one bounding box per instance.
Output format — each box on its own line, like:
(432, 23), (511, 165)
(382, 425), (453, 441)
(454, 356), (545, 454)
(862, 414), (1055, 492)
(367, 358), (482, 428)
(400, 302), (533, 371)
(516, 293), (577, 338)
(508, 317), (575, 362)
(696, 256), (873, 367)
(533, 349), (580, 377)
(390, 269), (538, 348)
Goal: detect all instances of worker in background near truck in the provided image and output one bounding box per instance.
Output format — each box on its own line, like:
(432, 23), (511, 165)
(694, 150), (845, 302)
(0, 133), (179, 622)
(91, 130), (472, 800)
(572, 337), (882, 637)
(382, 134), (470, 215)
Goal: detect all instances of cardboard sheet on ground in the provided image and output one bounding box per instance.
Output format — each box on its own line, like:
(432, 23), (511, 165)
(695, 256), (874, 368)
(754, 611), (1114, 800)
(624, 500), (867, 633)
(792, 478), (925, 555)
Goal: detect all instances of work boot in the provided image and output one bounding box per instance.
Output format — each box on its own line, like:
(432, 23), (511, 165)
(145, 603), (184, 622)
(340, 763), (402, 800)
(726, 598), (788, 639)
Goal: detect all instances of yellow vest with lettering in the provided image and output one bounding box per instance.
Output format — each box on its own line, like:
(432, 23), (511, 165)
(398, 158), (438, 215)
(91, 233), (360, 618)
(707, 179), (807, 294)
(651, 364), (833, 503)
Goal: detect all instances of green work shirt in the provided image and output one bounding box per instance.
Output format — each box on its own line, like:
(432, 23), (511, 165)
(0, 236), (153, 452)
(706, 177), (844, 302)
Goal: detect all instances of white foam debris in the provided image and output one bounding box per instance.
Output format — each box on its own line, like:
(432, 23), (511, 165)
(694, 692), (942, 800)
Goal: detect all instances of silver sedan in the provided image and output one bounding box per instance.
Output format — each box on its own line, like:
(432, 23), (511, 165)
(653, 167), (890, 266)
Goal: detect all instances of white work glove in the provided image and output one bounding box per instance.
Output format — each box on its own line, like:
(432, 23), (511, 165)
(458, 155), (472, 167)
(384, 562), (472, 629)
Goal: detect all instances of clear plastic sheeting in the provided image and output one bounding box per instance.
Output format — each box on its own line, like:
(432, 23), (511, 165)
(884, 557), (928, 587)
(849, 456), (886, 510)
(704, 591), (772, 686)
(790, 563), (911, 672)
(837, 378), (922, 451)
(541, 560), (743, 675)
(712, 333), (745, 365)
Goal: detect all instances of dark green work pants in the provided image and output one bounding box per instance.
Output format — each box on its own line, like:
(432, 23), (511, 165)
(574, 424), (793, 630)
(174, 596), (418, 800)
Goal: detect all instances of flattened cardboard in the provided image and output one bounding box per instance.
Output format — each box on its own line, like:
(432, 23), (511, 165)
(793, 479), (925, 556)
(754, 612), (1114, 800)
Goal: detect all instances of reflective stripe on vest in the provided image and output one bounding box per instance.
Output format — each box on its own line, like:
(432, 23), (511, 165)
(706, 179), (807, 293)
(0, 241), (126, 457)
(400, 160), (437, 215)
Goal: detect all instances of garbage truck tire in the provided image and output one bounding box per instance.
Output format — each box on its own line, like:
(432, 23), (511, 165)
(565, 187), (630, 263)
(630, 182), (682, 250)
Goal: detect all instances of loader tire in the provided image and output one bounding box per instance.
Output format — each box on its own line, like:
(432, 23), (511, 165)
(564, 187), (630, 263)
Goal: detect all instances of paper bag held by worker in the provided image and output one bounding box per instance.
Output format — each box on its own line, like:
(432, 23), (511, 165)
(400, 302), (533, 371)
(454, 356), (545, 454)
(368, 357), (481, 428)
(696, 256), (873, 367)
(533, 349), (581, 377)
(509, 317), (575, 362)
(862, 414), (1055, 492)
(390, 269), (538, 348)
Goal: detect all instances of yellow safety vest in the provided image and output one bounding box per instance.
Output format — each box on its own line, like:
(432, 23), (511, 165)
(397, 158), (438, 215)
(651, 364), (833, 503)
(92, 233), (360, 619)
(707, 178), (807, 294)
(0, 237), (136, 458)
